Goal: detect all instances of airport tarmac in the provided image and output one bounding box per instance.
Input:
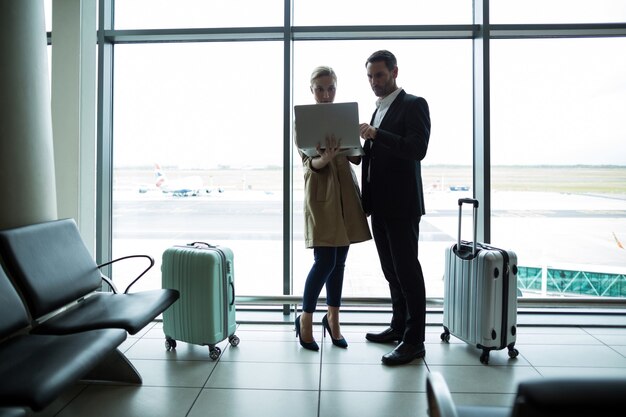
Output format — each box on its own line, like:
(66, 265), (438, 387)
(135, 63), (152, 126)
(110, 186), (626, 299)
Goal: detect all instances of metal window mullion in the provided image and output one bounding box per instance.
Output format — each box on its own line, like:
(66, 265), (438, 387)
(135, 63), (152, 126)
(282, 0), (294, 315)
(96, 0), (114, 277)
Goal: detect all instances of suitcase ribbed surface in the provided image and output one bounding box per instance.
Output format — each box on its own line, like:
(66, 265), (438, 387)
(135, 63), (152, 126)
(443, 244), (518, 350)
(161, 245), (236, 345)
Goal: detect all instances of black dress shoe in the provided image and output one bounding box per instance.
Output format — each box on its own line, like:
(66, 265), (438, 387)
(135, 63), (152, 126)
(381, 342), (425, 365)
(365, 327), (403, 343)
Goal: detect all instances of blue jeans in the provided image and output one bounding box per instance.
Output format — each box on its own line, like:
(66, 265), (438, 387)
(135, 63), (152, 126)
(302, 246), (350, 313)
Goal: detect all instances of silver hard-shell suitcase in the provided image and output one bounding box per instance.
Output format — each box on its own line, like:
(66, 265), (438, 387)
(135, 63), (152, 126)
(161, 242), (239, 360)
(441, 198), (519, 364)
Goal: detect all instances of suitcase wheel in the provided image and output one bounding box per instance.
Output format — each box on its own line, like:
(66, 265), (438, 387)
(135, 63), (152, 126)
(440, 328), (451, 343)
(508, 347), (519, 359)
(165, 336), (177, 351)
(229, 334), (240, 347)
(480, 350), (490, 365)
(209, 345), (222, 360)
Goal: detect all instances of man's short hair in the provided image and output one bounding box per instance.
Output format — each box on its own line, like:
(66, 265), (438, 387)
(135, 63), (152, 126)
(365, 50), (397, 71)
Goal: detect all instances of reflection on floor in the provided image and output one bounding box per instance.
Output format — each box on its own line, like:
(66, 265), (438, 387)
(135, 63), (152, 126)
(28, 319), (626, 417)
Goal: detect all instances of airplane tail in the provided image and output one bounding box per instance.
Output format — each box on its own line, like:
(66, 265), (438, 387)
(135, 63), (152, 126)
(613, 232), (624, 250)
(154, 163), (166, 188)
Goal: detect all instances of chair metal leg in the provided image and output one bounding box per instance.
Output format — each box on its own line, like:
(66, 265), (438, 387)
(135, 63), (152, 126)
(82, 348), (142, 384)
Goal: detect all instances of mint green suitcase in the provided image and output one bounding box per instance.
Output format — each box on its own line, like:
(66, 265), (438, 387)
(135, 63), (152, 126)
(161, 242), (239, 359)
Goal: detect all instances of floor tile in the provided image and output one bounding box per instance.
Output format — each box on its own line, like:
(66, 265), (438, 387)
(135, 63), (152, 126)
(53, 385), (200, 417)
(124, 337), (228, 361)
(321, 339), (398, 364)
(217, 339), (321, 363)
(142, 326), (169, 339)
(205, 362), (320, 390)
(118, 337), (140, 353)
(422, 341), (529, 366)
(512, 332), (603, 345)
(450, 392), (516, 407)
(611, 345), (626, 356)
(236, 323), (293, 332)
(320, 363), (428, 392)
(426, 330), (467, 344)
(517, 344), (626, 367)
(319, 390), (428, 417)
(131, 322), (158, 339)
(189, 389), (319, 417)
(24, 319), (626, 416)
(535, 366), (626, 378)
(588, 334), (626, 346)
(228, 328), (300, 342)
(582, 327), (626, 336)
(28, 385), (88, 417)
(131, 359), (217, 387)
(517, 326), (588, 335)
(428, 365), (542, 394)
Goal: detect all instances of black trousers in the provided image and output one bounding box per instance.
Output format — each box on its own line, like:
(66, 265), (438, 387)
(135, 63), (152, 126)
(371, 214), (426, 344)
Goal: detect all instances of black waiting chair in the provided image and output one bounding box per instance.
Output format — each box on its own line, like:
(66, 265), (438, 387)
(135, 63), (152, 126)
(0, 218), (179, 336)
(0, 266), (128, 412)
(426, 371), (626, 417)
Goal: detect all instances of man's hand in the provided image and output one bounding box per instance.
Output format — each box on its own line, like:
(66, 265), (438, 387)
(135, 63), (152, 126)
(359, 123), (377, 140)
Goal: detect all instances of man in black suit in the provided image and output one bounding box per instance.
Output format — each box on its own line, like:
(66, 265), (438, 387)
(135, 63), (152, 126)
(359, 50), (431, 365)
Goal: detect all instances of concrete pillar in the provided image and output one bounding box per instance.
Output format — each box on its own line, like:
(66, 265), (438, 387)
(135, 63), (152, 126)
(52, 0), (97, 250)
(0, 0), (58, 229)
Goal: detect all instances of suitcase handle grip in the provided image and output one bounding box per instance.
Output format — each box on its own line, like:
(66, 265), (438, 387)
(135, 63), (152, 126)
(457, 198), (478, 256)
(188, 241), (217, 249)
(458, 198), (479, 208)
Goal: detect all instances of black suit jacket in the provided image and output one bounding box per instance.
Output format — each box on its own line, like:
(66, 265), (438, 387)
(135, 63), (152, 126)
(361, 89), (431, 218)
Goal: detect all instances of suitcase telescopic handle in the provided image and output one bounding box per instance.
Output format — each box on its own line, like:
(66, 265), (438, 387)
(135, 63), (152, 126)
(457, 198), (479, 256)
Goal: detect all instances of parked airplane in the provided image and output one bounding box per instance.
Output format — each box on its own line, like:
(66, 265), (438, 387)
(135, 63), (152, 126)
(449, 185), (470, 192)
(154, 164), (223, 197)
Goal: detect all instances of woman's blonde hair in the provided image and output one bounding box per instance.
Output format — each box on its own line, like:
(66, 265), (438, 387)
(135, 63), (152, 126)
(310, 66), (337, 86)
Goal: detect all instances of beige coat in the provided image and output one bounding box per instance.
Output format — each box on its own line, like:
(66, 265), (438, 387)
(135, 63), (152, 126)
(300, 152), (372, 248)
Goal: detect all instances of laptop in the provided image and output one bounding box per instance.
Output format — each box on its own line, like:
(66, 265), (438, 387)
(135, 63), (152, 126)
(294, 102), (365, 157)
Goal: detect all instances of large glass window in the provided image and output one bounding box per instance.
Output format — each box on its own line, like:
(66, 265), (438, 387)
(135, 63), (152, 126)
(293, 0), (472, 25)
(490, 37), (626, 298)
(292, 40), (473, 298)
(111, 42), (285, 295)
(114, 0), (284, 29)
(101, 0), (626, 304)
(491, 0), (626, 24)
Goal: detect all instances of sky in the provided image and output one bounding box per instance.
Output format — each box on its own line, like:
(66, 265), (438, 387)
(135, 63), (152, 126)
(110, 36), (626, 168)
(43, 0), (626, 168)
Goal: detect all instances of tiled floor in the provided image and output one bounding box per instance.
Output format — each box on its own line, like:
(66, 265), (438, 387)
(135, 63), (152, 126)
(28, 318), (626, 417)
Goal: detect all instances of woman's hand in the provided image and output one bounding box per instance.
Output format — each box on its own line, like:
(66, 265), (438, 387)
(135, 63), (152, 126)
(312, 135), (341, 169)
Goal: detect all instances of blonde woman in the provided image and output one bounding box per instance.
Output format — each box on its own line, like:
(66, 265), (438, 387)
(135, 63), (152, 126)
(295, 66), (372, 351)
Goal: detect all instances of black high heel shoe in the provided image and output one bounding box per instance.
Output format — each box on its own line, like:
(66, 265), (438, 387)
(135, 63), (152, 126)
(322, 314), (348, 348)
(295, 315), (319, 351)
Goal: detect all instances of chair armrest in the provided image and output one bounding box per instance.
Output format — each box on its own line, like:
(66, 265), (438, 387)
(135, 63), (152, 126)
(427, 372), (460, 417)
(100, 275), (120, 294)
(98, 254), (155, 294)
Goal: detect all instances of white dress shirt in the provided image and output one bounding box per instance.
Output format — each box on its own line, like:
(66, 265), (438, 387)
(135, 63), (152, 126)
(373, 87), (402, 128)
(367, 87), (402, 182)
